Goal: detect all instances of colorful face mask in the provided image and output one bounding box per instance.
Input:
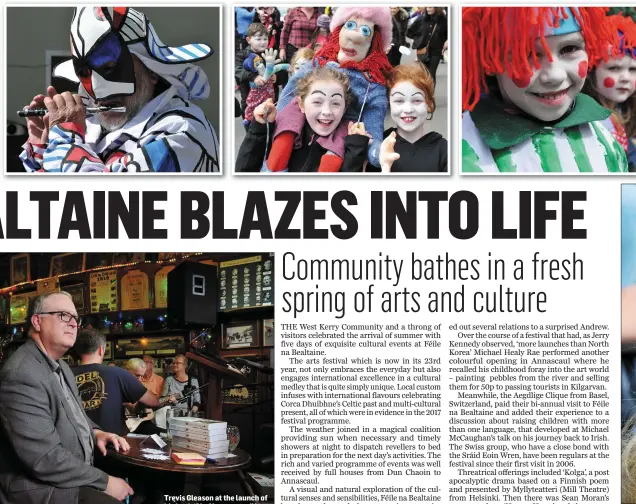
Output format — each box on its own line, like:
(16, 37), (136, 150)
(67, 7), (138, 101)
(54, 6), (213, 102)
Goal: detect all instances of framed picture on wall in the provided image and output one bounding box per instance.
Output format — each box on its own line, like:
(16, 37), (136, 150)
(10, 254), (30, 285)
(104, 341), (113, 360)
(263, 319), (274, 347)
(223, 321), (259, 349)
(50, 253), (86, 277)
(65, 284), (87, 315)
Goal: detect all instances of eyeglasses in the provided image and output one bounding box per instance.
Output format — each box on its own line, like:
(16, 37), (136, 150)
(36, 311), (82, 325)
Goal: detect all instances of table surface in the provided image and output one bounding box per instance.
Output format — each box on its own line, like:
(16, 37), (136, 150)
(108, 437), (251, 474)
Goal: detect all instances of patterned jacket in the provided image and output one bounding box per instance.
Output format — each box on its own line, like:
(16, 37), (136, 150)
(21, 85), (219, 173)
(462, 94), (628, 173)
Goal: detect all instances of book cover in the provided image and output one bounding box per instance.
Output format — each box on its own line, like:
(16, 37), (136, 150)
(171, 452), (207, 466)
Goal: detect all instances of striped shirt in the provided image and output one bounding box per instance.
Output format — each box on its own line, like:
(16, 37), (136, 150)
(462, 100), (628, 173)
(21, 86), (219, 173)
(280, 8), (319, 51)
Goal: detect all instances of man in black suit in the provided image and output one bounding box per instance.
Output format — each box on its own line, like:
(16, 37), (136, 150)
(0, 292), (134, 504)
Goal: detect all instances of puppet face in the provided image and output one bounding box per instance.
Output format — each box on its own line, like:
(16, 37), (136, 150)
(594, 54), (636, 104)
(253, 56), (266, 76)
(298, 80), (347, 136)
(389, 81), (428, 133)
(338, 17), (375, 64)
(496, 32), (587, 122)
(248, 33), (269, 53)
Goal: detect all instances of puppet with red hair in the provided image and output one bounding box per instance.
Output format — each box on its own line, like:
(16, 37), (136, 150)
(271, 7), (393, 171)
(462, 7), (627, 173)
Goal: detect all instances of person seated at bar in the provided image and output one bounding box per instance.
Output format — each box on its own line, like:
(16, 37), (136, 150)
(162, 354), (202, 415)
(72, 330), (164, 436)
(124, 358), (177, 434)
(140, 354), (164, 397)
(0, 292), (133, 503)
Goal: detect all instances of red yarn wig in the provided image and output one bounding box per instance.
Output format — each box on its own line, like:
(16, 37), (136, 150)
(462, 7), (616, 112)
(313, 26), (393, 86)
(605, 14), (636, 61)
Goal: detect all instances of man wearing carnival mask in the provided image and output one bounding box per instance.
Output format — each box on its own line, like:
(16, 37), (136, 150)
(20, 7), (220, 173)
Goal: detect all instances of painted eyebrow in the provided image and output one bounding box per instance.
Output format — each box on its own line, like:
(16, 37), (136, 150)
(411, 92), (425, 98)
(310, 90), (326, 96)
(390, 91), (405, 97)
(330, 93), (344, 98)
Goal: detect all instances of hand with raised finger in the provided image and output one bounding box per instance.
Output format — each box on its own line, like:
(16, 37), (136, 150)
(44, 91), (86, 129)
(380, 132), (400, 173)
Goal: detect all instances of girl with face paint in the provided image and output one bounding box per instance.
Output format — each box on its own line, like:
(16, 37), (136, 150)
(235, 66), (369, 172)
(582, 15), (636, 161)
(275, 7), (394, 169)
(376, 62), (447, 172)
(462, 7), (628, 173)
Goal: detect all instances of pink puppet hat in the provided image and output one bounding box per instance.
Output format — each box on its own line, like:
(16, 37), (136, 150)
(330, 7), (392, 53)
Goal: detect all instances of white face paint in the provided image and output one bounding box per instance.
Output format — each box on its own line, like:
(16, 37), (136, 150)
(594, 54), (636, 104)
(496, 32), (588, 122)
(248, 33), (269, 53)
(389, 81), (428, 136)
(299, 80), (347, 136)
(338, 17), (374, 64)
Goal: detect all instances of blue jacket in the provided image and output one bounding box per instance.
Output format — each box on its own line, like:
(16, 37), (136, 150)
(235, 8), (255, 37)
(278, 60), (388, 167)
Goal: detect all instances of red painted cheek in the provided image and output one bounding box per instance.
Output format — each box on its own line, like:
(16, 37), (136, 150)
(512, 71), (532, 88)
(578, 60), (588, 78)
(604, 77), (615, 88)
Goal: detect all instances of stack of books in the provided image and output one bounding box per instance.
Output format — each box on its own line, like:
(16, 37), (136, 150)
(169, 417), (229, 459)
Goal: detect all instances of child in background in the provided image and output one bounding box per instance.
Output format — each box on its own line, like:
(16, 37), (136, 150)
(235, 23), (270, 123)
(278, 7), (394, 168)
(256, 7), (281, 49)
(378, 62), (447, 172)
(462, 7), (628, 173)
(310, 14), (331, 51)
(290, 48), (315, 76)
(235, 66), (370, 172)
(582, 14), (636, 164)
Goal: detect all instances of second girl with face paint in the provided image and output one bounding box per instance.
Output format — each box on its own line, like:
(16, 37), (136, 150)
(376, 62), (447, 172)
(582, 14), (636, 168)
